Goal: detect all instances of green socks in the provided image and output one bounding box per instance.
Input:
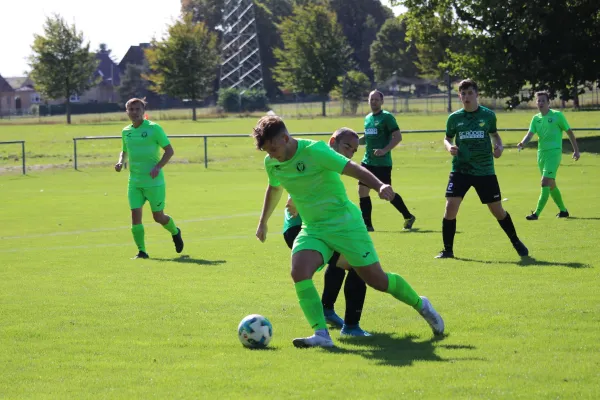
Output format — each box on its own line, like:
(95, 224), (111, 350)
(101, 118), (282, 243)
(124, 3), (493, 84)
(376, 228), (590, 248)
(550, 187), (567, 212)
(295, 279), (327, 331)
(385, 272), (422, 311)
(163, 217), (179, 235)
(131, 224), (146, 253)
(535, 186), (551, 216)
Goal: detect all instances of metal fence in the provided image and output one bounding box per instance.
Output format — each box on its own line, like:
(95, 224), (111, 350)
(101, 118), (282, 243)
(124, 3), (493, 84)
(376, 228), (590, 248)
(0, 141), (26, 174)
(72, 128), (600, 171)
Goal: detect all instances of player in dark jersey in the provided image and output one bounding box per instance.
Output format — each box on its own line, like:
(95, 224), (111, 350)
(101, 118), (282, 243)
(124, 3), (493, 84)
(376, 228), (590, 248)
(435, 79), (528, 259)
(358, 90), (416, 231)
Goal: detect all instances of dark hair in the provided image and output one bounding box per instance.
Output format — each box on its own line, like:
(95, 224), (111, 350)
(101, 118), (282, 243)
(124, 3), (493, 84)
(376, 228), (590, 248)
(458, 79), (478, 92)
(253, 115), (288, 150)
(535, 91), (550, 101)
(331, 127), (359, 144)
(125, 97), (147, 110)
(369, 90), (384, 100)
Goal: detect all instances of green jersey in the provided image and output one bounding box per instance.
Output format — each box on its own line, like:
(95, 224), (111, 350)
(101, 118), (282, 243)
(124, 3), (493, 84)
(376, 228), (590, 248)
(283, 195), (302, 233)
(529, 109), (570, 151)
(446, 106), (497, 176)
(121, 120), (170, 187)
(266, 139), (362, 231)
(362, 110), (399, 167)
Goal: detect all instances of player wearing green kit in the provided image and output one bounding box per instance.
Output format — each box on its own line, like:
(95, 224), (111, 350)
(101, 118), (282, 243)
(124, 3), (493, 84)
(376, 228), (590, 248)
(435, 79), (528, 259)
(358, 90), (416, 231)
(282, 128), (370, 337)
(253, 116), (444, 348)
(115, 98), (184, 259)
(517, 91), (580, 220)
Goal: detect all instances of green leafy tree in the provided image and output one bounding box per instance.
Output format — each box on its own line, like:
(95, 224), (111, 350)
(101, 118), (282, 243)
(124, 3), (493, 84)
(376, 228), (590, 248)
(118, 64), (151, 105)
(332, 70), (371, 115)
(399, 0), (600, 108)
(28, 14), (99, 124)
(273, 4), (353, 116)
(369, 17), (419, 83)
(181, 0), (224, 32)
(145, 15), (220, 121)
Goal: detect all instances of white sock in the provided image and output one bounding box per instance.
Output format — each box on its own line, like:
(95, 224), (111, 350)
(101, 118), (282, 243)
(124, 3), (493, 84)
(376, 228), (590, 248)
(315, 329), (330, 338)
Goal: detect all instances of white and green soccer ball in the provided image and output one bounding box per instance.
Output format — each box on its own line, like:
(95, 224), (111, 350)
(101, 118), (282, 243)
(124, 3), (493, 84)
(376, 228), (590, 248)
(238, 314), (273, 348)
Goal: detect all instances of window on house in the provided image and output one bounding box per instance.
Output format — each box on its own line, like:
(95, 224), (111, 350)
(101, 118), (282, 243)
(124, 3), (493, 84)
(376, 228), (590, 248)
(69, 94), (80, 103)
(31, 94), (41, 103)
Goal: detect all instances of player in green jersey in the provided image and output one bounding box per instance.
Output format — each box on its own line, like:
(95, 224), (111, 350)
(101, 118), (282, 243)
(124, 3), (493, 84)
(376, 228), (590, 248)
(517, 91), (580, 220)
(358, 90), (416, 232)
(115, 98), (184, 259)
(282, 128), (370, 337)
(253, 116), (444, 348)
(435, 79), (528, 259)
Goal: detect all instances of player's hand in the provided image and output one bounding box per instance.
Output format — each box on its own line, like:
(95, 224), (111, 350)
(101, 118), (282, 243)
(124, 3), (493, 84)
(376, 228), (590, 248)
(448, 145), (459, 156)
(285, 198), (298, 217)
(572, 151), (580, 161)
(150, 165), (161, 178)
(115, 162), (123, 172)
(493, 144), (504, 158)
(373, 149), (387, 157)
(378, 184), (395, 201)
(517, 142), (524, 151)
(256, 222), (268, 243)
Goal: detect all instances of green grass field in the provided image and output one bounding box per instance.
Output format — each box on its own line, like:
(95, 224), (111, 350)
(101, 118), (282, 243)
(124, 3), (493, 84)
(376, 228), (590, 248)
(1, 112), (600, 398)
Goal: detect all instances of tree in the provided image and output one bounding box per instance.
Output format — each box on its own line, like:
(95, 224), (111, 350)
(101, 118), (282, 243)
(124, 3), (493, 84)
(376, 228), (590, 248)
(28, 14), (99, 124)
(332, 70), (371, 115)
(328, 0), (394, 80)
(145, 15), (220, 121)
(369, 17), (419, 83)
(118, 64), (150, 105)
(399, 0), (600, 108)
(181, 0), (224, 32)
(273, 4), (353, 116)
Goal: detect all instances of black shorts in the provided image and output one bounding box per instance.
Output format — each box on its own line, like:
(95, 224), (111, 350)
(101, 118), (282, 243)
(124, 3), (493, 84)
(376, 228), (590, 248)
(445, 172), (502, 204)
(283, 225), (302, 250)
(358, 163), (392, 186)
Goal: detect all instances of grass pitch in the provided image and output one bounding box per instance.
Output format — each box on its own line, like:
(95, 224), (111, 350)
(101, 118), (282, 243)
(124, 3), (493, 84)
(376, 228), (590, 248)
(1, 111), (599, 398)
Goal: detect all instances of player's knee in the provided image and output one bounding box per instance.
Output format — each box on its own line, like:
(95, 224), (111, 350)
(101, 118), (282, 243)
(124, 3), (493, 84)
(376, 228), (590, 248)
(290, 266), (311, 283)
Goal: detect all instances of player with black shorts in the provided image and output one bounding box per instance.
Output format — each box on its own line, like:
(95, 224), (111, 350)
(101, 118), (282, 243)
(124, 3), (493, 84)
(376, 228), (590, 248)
(358, 90), (416, 231)
(435, 79), (529, 259)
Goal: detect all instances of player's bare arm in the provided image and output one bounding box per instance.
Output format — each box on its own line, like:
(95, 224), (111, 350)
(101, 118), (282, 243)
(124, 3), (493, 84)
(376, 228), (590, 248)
(374, 130), (402, 156)
(517, 131), (535, 150)
(256, 185), (284, 242)
(444, 137), (458, 155)
(342, 161), (394, 201)
(150, 145), (174, 178)
(566, 129), (581, 160)
(115, 151), (127, 172)
(490, 132), (504, 158)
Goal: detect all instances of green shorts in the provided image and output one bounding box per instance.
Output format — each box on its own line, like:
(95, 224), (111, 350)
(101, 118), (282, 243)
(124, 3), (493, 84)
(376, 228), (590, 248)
(292, 226), (379, 270)
(128, 185), (166, 212)
(537, 149), (562, 179)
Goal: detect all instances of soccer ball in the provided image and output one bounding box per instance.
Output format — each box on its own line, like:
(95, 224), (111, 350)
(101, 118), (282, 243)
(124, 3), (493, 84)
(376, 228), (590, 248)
(238, 314), (273, 348)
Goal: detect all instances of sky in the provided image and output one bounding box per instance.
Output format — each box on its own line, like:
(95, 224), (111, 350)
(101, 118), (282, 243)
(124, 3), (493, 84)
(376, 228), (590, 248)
(0, 0), (404, 78)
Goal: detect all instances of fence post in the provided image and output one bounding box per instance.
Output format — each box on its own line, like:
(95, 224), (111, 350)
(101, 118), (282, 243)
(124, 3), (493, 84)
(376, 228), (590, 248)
(73, 138), (78, 170)
(204, 136), (208, 168)
(21, 141), (25, 175)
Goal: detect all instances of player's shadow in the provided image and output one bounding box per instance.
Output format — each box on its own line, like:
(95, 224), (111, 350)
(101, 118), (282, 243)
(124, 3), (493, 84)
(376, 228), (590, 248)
(321, 332), (483, 367)
(377, 228), (442, 234)
(455, 256), (590, 269)
(151, 255), (226, 266)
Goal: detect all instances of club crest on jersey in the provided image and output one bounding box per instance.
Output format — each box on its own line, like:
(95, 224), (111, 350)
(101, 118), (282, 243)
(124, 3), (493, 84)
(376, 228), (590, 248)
(142, 132), (148, 138)
(479, 120), (485, 127)
(548, 118), (553, 123)
(296, 161), (305, 172)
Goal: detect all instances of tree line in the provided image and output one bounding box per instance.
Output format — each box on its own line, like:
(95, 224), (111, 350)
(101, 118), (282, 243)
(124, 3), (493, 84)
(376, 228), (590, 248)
(27, 0), (600, 123)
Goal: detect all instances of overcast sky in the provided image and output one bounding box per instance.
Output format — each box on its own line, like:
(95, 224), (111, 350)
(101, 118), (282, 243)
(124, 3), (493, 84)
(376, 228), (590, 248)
(0, 0), (405, 78)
